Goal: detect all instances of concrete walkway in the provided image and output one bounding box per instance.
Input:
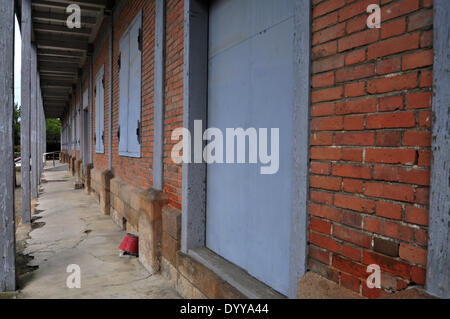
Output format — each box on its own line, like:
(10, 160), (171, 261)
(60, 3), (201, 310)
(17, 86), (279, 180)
(17, 163), (180, 299)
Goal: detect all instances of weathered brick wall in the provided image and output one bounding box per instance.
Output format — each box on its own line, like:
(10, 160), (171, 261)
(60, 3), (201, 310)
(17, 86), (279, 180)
(72, 150), (80, 160)
(86, 0), (183, 210)
(163, 0), (184, 210)
(309, 0), (433, 298)
(92, 20), (110, 172)
(111, 0), (155, 189)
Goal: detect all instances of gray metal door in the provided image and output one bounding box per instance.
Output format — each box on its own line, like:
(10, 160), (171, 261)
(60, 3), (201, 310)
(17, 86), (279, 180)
(206, 0), (294, 295)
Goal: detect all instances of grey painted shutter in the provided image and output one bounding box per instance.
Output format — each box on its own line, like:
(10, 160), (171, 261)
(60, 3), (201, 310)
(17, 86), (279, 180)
(118, 32), (130, 155)
(94, 68), (105, 154)
(77, 104), (80, 150)
(99, 72), (105, 153)
(74, 109), (77, 150)
(83, 89), (89, 109)
(94, 77), (100, 153)
(127, 14), (142, 157)
(72, 110), (75, 149)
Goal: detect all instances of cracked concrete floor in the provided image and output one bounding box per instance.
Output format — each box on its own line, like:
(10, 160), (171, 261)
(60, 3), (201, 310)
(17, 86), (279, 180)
(18, 163), (181, 299)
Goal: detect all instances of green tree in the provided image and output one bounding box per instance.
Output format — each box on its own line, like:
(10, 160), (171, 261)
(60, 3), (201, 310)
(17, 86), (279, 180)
(46, 118), (61, 153)
(13, 103), (20, 155)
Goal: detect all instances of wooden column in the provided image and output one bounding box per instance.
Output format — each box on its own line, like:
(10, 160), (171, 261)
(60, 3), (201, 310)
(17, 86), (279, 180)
(21, 0), (32, 224)
(0, 0), (16, 292)
(426, 0), (450, 299)
(153, 0), (166, 190)
(90, 56), (94, 164)
(42, 103), (46, 168)
(79, 74), (84, 165)
(31, 44), (38, 199)
(40, 89), (43, 174)
(42, 95), (46, 170)
(37, 74), (41, 182)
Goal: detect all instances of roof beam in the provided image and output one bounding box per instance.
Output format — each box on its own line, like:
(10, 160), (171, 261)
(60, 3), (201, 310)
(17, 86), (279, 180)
(32, 0), (102, 12)
(41, 80), (75, 89)
(38, 55), (82, 64)
(33, 11), (97, 25)
(44, 104), (67, 108)
(41, 0), (108, 9)
(39, 68), (78, 76)
(40, 72), (76, 79)
(39, 60), (79, 69)
(42, 87), (72, 93)
(35, 35), (89, 52)
(38, 48), (84, 58)
(43, 95), (69, 101)
(33, 22), (91, 37)
(44, 102), (67, 108)
(42, 91), (71, 98)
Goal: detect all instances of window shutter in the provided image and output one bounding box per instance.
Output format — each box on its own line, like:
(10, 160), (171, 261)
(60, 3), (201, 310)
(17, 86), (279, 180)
(100, 74), (105, 153)
(94, 67), (105, 154)
(127, 15), (142, 157)
(118, 33), (130, 155)
(72, 110), (75, 148)
(94, 81), (100, 153)
(83, 89), (89, 109)
(77, 105), (81, 150)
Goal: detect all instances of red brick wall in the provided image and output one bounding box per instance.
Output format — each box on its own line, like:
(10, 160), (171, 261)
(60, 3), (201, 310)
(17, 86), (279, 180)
(111, 0), (155, 189)
(309, 0), (433, 298)
(92, 20), (110, 172)
(90, 0), (184, 209)
(163, 0), (184, 210)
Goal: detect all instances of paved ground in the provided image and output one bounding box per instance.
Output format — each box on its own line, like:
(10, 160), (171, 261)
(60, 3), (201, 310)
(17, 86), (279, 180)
(16, 163), (180, 299)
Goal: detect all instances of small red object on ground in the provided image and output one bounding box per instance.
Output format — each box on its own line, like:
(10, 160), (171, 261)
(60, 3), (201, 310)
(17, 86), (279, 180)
(119, 233), (139, 256)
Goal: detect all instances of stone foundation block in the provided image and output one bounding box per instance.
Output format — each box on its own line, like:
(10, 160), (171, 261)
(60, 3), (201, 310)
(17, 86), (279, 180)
(176, 251), (245, 299)
(162, 206), (181, 240)
(84, 164), (93, 194)
(137, 190), (168, 274)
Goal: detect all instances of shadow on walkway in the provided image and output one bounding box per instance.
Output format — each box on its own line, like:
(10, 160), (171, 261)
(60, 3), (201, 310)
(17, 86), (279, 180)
(16, 162), (180, 299)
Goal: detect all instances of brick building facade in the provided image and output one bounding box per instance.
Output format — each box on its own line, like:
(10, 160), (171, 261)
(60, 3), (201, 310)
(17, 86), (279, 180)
(59, 0), (449, 299)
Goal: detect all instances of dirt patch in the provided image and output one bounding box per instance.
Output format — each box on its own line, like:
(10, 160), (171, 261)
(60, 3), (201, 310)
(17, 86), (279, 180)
(15, 185), (22, 226)
(14, 170), (44, 290)
(15, 238), (39, 290)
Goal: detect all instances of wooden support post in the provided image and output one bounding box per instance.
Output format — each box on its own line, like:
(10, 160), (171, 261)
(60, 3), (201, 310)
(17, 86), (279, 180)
(80, 75), (84, 166)
(90, 56), (94, 164)
(39, 78), (44, 177)
(21, 0), (32, 224)
(42, 104), (46, 168)
(153, 0), (166, 190)
(37, 75), (41, 182)
(39, 80), (42, 178)
(31, 44), (38, 199)
(40, 96), (43, 175)
(426, 0), (450, 299)
(42, 98), (46, 169)
(0, 0), (16, 292)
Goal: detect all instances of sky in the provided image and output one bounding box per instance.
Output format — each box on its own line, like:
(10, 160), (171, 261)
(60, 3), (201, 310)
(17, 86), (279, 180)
(14, 15), (21, 106)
